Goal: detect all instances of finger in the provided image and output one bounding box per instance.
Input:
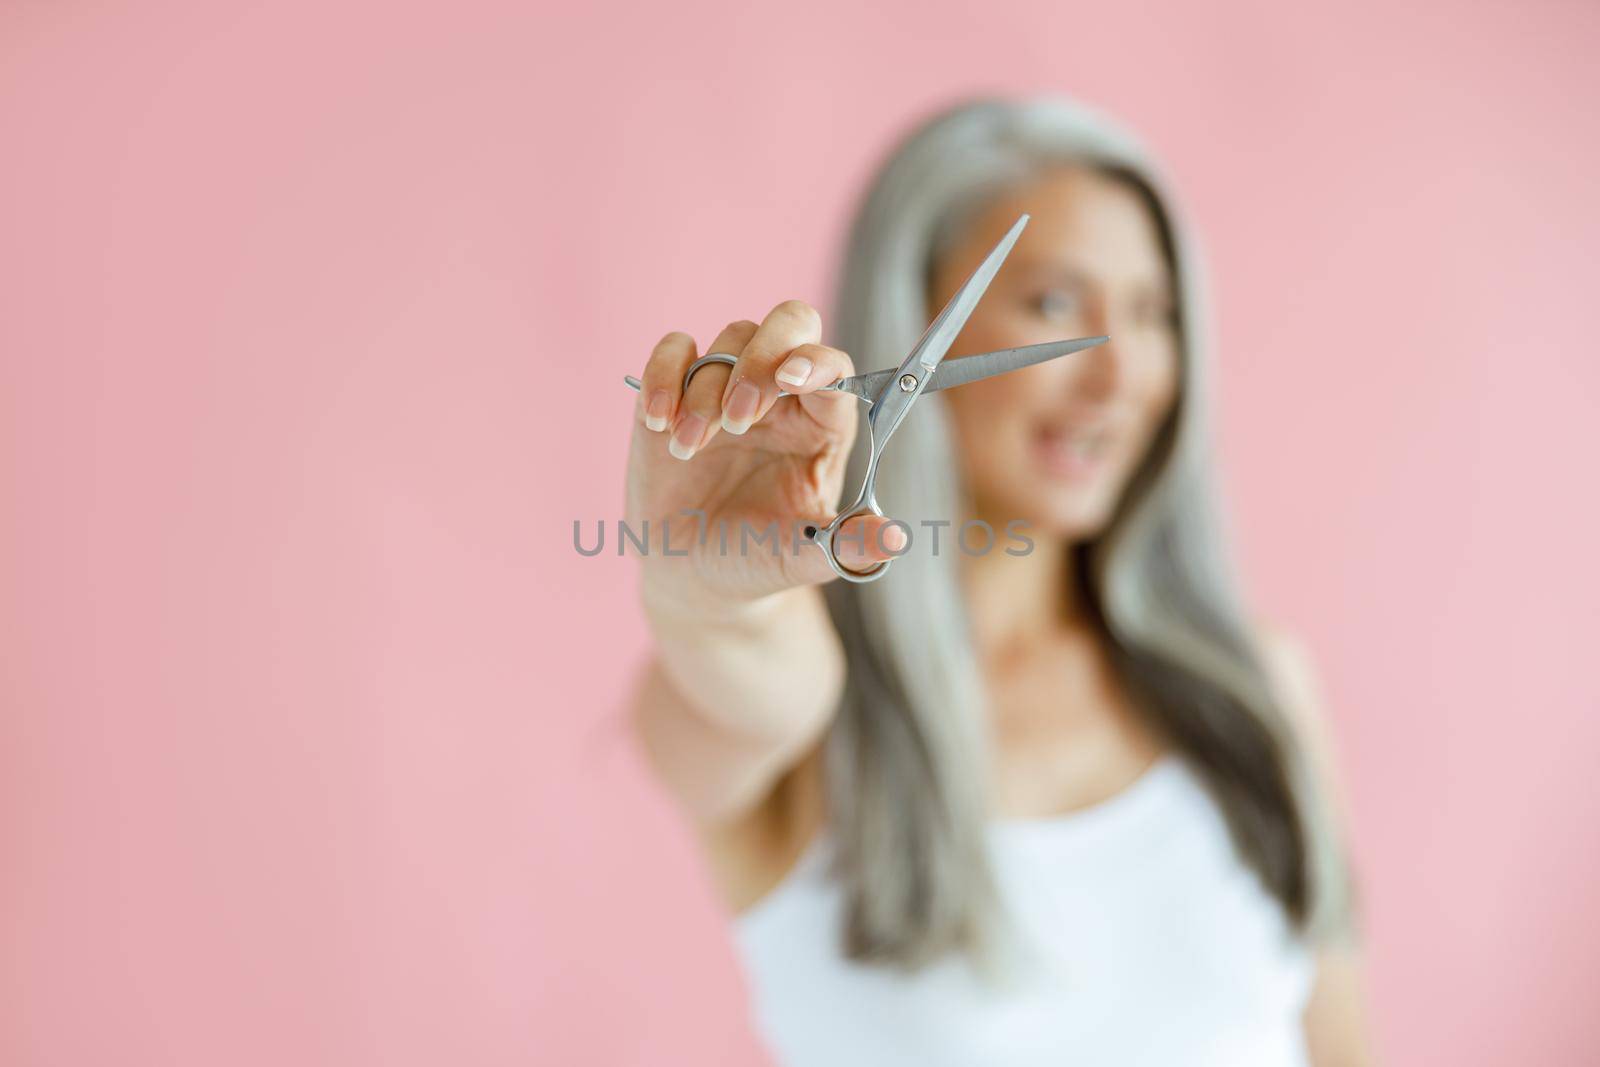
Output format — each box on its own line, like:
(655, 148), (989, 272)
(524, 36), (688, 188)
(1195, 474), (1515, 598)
(774, 343), (852, 393)
(777, 342), (858, 436)
(669, 319), (757, 460)
(831, 514), (910, 573)
(637, 331), (697, 433)
(718, 300), (822, 436)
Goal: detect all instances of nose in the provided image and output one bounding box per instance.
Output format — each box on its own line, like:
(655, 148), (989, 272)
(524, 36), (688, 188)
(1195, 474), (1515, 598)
(1072, 333), (1123, 402)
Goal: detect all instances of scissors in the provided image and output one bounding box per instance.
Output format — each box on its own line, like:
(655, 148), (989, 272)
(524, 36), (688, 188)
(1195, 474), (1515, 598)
(624, 214), (1107, 582)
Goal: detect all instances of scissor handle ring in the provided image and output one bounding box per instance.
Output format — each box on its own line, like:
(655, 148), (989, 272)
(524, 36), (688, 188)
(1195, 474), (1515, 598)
(810, 502), (893, 584)
(682, 352), (740, 389)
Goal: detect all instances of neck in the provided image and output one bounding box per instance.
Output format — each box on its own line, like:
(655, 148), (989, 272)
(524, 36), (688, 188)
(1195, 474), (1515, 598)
(962, 516), (1090, 658)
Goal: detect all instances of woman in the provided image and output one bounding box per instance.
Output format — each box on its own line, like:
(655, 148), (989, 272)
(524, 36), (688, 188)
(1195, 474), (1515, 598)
(624, 96), (1371, 1066)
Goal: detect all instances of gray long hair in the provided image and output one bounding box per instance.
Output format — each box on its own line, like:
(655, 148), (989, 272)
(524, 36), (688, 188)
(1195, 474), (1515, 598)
(819, 95), (1354, 970)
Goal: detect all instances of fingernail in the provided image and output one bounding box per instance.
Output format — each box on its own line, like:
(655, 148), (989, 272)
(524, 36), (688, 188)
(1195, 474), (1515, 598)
(775, 355), (813, 388)
(881, 524), (907, 553)
(645, 391), (670, 432)
(721, 379), (759, 435)
(669, 414), (706, 460)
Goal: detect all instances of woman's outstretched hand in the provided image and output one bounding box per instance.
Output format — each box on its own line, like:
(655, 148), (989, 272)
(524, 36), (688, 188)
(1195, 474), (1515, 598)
(623, 301), (902, 818)
(624, 300), (904, 615)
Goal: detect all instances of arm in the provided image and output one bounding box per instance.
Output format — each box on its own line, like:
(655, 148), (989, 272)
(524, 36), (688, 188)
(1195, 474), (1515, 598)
(630, 586), (841, 823)
(623, 306), (900, 826)
(1303, 946), (1373, 1067)
(1257, 628), (1376, 1067)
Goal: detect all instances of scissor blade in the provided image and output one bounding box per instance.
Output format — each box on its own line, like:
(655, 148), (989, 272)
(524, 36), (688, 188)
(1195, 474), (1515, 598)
(905, 214), (1030, 376)
(926, 336), (1108, 392)
(838, 336), (1105, 398)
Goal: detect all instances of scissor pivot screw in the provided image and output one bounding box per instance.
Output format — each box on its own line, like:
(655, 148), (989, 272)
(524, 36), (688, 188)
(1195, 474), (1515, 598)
(898, 373), (918, 392)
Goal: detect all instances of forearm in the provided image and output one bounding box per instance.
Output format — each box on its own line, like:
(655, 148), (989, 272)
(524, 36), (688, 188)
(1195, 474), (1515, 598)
(1304, 945), (1374, 1066)
(631, 585), (843, 822)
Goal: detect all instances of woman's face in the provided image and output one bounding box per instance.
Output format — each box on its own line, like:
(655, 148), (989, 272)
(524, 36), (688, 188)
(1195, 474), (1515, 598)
(930, 166), (1181, 540)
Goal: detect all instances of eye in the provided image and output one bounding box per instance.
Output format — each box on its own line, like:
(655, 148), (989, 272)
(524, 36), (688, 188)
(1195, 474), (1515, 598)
(1030, 287), (1082, 320)
(1133, 296), (1178, 330)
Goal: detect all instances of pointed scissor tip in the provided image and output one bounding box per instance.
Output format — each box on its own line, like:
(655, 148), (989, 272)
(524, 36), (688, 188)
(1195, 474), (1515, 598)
(999, 214), (1029, 252)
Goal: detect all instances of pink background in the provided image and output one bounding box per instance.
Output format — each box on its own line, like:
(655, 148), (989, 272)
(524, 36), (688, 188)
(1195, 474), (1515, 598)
(3, 2), (1597, 1064)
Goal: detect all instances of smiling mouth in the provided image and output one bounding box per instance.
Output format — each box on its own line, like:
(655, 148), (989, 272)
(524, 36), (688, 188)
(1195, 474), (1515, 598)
(1033, 423), (1112, 479)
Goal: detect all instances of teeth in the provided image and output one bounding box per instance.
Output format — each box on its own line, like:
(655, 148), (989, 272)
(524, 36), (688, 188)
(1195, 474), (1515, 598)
(1045, 428), (1106, 458)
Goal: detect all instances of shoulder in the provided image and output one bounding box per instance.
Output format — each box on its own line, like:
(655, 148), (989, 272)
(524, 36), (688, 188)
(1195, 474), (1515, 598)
(1253, 626), (1320, 708)
(1249, 623), (1333, 762)
(1254, 625), (1368, 955)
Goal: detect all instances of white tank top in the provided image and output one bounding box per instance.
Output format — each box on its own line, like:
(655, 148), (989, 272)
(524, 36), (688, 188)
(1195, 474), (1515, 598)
(732, 756), (1315, 1067)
